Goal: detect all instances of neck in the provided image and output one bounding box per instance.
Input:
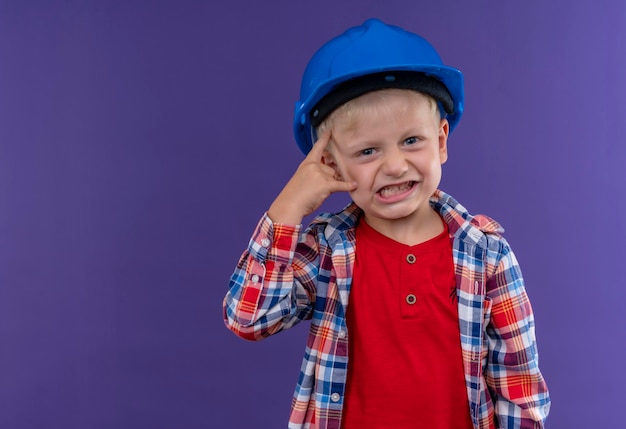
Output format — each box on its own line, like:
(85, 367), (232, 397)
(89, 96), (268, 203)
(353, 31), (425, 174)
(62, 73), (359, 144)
(363, 208), (444, 246)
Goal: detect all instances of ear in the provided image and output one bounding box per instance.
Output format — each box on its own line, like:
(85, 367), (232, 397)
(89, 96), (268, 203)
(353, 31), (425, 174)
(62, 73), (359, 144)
(321, 148), (344, 181)
(438, 118), (450, 164)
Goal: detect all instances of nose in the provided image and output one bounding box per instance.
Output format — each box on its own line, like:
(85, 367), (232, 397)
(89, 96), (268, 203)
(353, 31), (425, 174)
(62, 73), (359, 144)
(381, 148), (408, 177)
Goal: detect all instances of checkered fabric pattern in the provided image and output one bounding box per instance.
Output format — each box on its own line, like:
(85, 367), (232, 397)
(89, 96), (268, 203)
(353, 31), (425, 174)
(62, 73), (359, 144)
(223, 190), (550, 428)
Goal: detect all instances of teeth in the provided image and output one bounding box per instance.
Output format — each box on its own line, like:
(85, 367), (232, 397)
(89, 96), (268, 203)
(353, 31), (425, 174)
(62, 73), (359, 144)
(379, 182), (413, 197)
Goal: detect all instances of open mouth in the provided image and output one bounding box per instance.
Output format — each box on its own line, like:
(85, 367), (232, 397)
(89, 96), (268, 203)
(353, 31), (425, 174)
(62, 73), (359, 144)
(377, 181), (417, 199)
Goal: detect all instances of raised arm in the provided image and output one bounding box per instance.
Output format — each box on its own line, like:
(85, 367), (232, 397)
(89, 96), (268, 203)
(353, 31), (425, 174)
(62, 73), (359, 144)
(223, 132), (356, 341)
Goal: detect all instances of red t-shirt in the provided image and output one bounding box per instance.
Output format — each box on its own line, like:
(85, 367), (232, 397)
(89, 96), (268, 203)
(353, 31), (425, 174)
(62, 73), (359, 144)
(341, 218), (474, 429)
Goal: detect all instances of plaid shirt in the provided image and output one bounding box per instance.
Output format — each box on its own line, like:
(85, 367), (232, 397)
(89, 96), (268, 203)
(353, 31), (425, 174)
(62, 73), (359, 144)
(223, 190), (550, 428)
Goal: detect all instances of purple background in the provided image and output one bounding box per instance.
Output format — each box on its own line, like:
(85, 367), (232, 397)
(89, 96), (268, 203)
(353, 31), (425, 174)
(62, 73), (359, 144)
(1, 1), (624, 428)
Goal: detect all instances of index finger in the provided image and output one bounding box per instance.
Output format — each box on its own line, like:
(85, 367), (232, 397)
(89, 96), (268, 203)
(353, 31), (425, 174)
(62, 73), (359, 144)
(307, 131), (332, 160)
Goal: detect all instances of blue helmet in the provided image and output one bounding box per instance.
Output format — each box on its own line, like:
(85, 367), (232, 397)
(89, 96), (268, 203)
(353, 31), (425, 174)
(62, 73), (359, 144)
(293, 19), (464, 154)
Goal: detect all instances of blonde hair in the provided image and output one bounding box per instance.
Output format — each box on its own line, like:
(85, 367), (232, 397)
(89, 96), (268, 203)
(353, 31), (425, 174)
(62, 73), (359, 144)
(316, 89), (440, 136)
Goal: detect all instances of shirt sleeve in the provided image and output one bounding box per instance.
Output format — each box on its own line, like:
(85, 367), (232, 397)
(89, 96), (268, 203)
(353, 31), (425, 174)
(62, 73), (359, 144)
(484, 239), (551, 428)
(223, 212), (319, 341)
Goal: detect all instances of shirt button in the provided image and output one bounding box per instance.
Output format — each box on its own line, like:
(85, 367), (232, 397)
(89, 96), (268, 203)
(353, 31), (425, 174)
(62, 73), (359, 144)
(406, 294), (417, 305)
(330, 393), (341, 402)
(261, 238), (270, 248)
(251, 274), (260, 283)
(406, 254), (416, 264)
(338, 330), (346, 339)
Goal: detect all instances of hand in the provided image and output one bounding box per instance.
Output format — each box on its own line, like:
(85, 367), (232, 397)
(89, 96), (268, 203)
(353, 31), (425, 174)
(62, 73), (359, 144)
(268, 132), (357, 225)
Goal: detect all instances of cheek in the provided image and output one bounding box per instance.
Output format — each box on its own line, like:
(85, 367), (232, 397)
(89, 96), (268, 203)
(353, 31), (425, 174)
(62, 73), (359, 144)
(343, 166), (369, 184)
(335, 162), (355, 181)
(338, 159), (376, 185)
(419, 151), (444, 169)
(343, 168), (356, 181)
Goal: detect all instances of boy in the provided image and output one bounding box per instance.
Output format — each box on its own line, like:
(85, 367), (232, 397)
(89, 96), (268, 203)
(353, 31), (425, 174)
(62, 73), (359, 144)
(223, 19), (550, 429)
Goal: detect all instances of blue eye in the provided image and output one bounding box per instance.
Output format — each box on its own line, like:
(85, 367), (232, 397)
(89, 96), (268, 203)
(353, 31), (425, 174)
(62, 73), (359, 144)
(404, 137), (418, 145)
(360, 148), (375, 156)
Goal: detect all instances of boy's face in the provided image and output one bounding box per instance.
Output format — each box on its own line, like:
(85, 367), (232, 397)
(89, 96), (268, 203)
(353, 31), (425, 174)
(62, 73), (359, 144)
(323, 89), (449, 232)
